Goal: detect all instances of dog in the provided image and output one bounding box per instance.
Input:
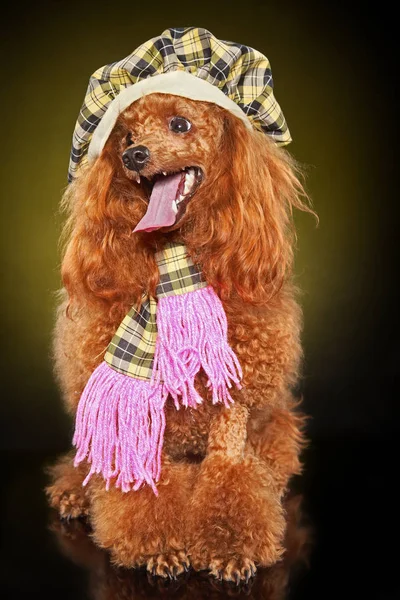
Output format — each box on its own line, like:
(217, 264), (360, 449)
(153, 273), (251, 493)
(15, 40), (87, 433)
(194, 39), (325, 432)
(46, 88), (313, 582)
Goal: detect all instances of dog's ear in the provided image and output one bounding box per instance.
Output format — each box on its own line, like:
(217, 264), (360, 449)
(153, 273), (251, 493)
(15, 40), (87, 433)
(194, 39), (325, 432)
(60, 149), (157, 315)
(187, 112), (314, 304)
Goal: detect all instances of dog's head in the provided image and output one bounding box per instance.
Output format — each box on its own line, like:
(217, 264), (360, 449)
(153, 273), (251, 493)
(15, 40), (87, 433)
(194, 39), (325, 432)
(62, 93), (312, 314)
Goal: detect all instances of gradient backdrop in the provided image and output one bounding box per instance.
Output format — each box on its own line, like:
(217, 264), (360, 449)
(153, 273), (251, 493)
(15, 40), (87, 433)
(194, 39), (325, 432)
(0, 2), (397, 596)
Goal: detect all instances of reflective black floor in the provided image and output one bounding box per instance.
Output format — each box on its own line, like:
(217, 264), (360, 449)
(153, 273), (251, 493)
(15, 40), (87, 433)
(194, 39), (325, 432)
(0, 437), (397, 599)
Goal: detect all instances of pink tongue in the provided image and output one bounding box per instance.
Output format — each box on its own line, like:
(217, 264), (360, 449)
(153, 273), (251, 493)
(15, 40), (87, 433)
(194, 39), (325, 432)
(133, 172), (182, 233)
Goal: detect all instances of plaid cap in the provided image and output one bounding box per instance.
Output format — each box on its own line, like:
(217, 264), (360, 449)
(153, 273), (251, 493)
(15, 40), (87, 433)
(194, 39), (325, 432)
(69, 26), (292, 181)
(104, 242), (206, 381)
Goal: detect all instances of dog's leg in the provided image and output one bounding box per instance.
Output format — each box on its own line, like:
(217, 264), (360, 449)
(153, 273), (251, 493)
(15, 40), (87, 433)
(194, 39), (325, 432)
(88, 457), (198, 577)
(249, 404), (306, 496)
(46, 451), (90, 520)
(187, 404), (285, 582)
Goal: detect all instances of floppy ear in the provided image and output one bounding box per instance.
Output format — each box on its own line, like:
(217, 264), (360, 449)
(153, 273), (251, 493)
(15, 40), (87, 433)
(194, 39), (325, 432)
(186, 112), (314, 304)
(60, 146), (159, 316)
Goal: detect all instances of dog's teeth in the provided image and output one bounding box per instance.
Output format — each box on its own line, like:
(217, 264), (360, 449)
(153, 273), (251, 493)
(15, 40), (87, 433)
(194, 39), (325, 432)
(172, 200), (178, 214)
(162, 171), (167, 176)
(183, 170), (195, 194)
(175, 193), (186, 208)
(135, 174), (141, 184)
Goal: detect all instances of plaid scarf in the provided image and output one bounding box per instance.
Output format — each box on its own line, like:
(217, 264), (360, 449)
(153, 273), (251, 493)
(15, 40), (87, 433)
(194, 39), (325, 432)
(73, 242), (242, 494)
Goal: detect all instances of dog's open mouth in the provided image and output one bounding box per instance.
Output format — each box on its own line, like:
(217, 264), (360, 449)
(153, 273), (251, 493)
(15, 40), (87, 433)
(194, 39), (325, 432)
(133, 167), (203, 233)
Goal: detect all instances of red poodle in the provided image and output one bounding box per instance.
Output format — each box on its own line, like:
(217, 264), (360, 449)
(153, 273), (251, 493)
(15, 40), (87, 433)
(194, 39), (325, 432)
(46, 27), (315, 583)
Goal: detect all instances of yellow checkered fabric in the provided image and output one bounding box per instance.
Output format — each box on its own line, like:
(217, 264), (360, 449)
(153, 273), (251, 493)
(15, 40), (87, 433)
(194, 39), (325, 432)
(69, 26), (291, 181)
(104, 242), (206, 381)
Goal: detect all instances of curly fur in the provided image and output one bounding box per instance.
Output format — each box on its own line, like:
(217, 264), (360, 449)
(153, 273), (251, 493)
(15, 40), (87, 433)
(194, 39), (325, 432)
(47, 92), (315, 582)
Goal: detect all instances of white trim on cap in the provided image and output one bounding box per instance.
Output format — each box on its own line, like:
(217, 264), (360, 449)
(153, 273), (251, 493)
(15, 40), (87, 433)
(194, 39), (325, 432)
(87, 70), (251, 162)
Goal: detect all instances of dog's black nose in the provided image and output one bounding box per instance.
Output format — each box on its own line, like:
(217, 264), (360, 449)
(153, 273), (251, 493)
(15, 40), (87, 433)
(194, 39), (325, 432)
(131, 145), (150, 165)
(122, 145), (150, 171)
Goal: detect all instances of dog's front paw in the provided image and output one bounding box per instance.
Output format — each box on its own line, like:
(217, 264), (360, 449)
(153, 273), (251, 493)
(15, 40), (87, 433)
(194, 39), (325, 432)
(47, 487), (89, 520)
(146, 551), (190, 578)
(208, 556), (257, 583)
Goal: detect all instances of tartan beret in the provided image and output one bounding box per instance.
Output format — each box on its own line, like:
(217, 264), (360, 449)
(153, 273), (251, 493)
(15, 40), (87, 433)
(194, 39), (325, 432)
(69, 26), (292, 181)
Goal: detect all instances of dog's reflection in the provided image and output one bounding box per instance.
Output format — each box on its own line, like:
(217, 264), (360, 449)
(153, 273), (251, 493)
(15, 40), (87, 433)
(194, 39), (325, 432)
(50, 494), (312, 599)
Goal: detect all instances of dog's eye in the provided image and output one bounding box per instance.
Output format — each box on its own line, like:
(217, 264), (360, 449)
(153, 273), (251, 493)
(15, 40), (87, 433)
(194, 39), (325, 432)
(126, 133), (133, 146)
(169, 116), (191, 134)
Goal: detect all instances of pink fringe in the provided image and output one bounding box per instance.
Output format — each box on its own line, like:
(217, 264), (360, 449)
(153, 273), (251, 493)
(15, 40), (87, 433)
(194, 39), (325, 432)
(73, 361), (166, 495)
(152, 285), (242, 409)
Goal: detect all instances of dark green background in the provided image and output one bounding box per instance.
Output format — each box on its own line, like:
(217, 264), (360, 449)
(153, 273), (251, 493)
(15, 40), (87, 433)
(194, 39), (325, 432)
(0, 1), (396, 452)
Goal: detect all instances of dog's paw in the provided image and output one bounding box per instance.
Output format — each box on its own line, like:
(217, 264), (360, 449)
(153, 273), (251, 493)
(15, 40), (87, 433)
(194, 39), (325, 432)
(208, 557), (257, 584)
(146, 551), (190, 579)
(47, 486), (89, 520)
